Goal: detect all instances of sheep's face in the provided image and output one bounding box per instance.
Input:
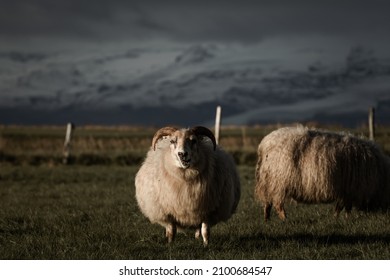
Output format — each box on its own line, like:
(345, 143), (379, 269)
(169, 130), (200, 169)
(152, 126), (216, 169)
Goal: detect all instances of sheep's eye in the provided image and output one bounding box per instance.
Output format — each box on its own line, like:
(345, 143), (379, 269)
(191, 139), (197, 145)
(170, 139), (176, 145)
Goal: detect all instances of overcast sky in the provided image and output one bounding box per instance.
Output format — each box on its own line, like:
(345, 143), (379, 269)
(1, 0), (390, 51)
(1, 0), (390, 126)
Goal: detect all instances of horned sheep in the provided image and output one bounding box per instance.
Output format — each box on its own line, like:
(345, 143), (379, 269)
(255, 126), (390, 221)
(135, 126), (241, 246)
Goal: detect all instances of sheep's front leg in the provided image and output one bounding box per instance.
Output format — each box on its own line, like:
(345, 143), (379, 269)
(165, 222), (177, 243)
(201, 222), (209, 247)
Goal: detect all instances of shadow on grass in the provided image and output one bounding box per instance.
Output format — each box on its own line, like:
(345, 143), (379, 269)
(233, 232), (390, 247)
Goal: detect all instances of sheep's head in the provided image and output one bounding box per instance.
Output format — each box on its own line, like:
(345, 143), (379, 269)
(152, 126), (217, 169)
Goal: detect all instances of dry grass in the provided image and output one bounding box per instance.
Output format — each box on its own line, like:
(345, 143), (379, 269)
(2, 124), (389, 166)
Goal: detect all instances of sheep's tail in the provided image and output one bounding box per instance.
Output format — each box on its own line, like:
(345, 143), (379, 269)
(254, 146), (263, 200)
(255, 147), (262, 184)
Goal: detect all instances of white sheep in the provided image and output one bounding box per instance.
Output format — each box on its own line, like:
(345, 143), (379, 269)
(135, 126), (241, 246)
(254, 126), (390, 221)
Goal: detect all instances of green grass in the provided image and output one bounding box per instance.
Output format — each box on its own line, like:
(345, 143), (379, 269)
(1, 165), (389, 260)
(1, 124), (390, 260)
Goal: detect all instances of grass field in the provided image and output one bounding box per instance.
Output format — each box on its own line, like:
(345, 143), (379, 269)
(1, 125), (390, 260)
(1, 124), (390, 166)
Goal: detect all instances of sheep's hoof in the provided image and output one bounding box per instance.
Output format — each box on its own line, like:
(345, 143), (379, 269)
(279, 214), (286, 221)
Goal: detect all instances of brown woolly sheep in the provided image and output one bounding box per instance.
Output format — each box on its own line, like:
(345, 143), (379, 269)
(255, 126), (390, 221)
(135, 126), (241, 246)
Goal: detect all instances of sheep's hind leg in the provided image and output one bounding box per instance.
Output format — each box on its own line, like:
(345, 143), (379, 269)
(275, 203), (286, 221)
(344, 203), (352, 218)
(264, 202), (272, 222)
(334, 201), (344, 218)
(195, 225), (201, 239)
(165, 223), (177, 243)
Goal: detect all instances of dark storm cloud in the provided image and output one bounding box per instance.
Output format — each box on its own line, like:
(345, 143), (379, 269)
(0, 0), (168, 40)
(157, 0), (390, 42)
(1, 0), (390, 43)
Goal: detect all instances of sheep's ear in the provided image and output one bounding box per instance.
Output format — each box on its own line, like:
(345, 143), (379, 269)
(191, 126), (217, 151)
(152, 127), (178, 150)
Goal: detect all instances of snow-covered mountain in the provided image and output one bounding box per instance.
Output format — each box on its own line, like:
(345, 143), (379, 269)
(1, 42), (390, 127)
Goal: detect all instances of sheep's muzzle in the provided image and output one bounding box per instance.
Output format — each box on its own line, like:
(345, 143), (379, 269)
(178, 152), (191, 168)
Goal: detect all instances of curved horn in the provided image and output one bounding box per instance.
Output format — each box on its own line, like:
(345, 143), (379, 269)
(152, 127), (178, 151)
(191, 126), (217, 151)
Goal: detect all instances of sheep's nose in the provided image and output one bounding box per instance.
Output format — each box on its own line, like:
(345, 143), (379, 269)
(178, 151), (188, 158)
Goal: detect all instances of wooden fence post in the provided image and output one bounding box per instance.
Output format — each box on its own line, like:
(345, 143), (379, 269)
(368, 107), (375, 141)
(63, 122), (74, 164)
(215, 106), (221, 145)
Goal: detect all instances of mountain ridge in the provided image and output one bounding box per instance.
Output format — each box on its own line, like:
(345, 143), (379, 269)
(1, 44), (390, 127)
